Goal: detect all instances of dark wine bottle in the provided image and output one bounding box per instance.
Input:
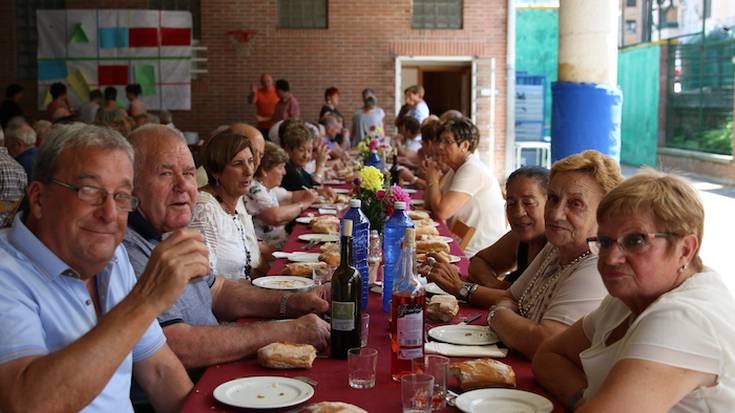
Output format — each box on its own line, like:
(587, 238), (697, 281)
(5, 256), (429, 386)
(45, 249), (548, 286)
(330, 219), (362, 359)
(390, 149), (399, 186)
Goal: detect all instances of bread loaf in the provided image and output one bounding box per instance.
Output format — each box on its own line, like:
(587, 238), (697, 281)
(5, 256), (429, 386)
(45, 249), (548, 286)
(408, 210), (431, 221)
(311, 216), (340, 234)
(416, 240), (450, 254)
(306, 402), (368, 413)
(415, 224), (439, 236)
(318, 251), (340, 267)
(256, 342), (317, 369)
(426, 294), (459, 322)
(283, 262), (316, 277)
(449, 358), (516, 391)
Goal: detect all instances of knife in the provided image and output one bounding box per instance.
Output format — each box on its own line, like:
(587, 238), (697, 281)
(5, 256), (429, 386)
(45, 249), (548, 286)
(460, 313), (482, 325)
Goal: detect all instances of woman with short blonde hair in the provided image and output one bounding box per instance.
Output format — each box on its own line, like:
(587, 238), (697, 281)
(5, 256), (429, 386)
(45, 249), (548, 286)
(533, 170), (733, 412)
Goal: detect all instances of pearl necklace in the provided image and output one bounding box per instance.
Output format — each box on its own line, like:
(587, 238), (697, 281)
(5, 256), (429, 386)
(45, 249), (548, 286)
(517, 248), (592, 321)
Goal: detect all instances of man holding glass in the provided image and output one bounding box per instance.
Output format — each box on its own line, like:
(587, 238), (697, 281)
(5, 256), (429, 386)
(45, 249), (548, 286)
(123, 124), (330, 371)
(0, 124), (204, 412)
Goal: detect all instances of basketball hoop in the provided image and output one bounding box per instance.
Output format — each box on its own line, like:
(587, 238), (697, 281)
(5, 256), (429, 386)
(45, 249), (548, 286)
(227, 29), (257, 57)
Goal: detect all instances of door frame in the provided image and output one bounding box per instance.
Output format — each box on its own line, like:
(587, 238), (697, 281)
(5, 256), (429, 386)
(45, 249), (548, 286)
(394, 56), (477, 124)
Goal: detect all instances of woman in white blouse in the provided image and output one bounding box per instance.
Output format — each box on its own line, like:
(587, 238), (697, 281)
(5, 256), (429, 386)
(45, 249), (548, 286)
(534, 170), (735, 412)
(423, 118), (506, 256)
(245, 142), (318, 248)
(190, 131), (260, 281)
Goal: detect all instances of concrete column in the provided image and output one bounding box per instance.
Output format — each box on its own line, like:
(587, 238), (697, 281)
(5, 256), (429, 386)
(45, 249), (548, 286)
(551, 0), (623, 162)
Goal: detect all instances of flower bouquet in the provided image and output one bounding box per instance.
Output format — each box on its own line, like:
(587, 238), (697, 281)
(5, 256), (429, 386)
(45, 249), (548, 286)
(353, 166), (411, 234)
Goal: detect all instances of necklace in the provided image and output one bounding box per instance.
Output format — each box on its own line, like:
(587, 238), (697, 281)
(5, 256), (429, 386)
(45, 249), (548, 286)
(517, 248), (592, 320)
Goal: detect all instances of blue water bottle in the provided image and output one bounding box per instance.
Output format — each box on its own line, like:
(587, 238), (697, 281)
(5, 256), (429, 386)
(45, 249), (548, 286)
(342, 199), (371, 309)
(382, 201), (414, 312)
(366, 149), (382, 170)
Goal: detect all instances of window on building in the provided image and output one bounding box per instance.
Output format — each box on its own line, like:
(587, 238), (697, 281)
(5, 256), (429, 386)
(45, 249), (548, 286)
(15, 0), (66, 80)
(625, 19), (637, 34)
(626, 0), (636, 7)
(149, 0), (201, 39)
(412, 0), (463, 30)
(277, 0), (328, 29)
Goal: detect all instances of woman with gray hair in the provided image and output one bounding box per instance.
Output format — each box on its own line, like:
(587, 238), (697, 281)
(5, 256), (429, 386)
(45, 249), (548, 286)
(534, 170), (735, 412)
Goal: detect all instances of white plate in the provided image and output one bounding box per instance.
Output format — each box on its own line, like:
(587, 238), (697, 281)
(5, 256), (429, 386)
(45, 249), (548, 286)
(295, 216), (314, 224)
(311, 203), (337, 209)
(272, 251), (291, 259)
(322, 179), (344, 185)
(455, 389), (553, 413)
(428, 325), (499, 345)
(288, 252), (321, 263)
(332, 188), (351, 194)
(213, 376), (314, 409)
(410, 199), (425, 206)
(298, 233), (340, 243)
(419, 235), (454, 244)
(252, 276), (315, 291)
(404, 188), (418, 194)
(424, 282), (452, 295)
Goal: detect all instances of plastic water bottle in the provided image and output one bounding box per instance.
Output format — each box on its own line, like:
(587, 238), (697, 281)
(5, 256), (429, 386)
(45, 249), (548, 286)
(366, 149), (382, 170)
(342, 199), (371, 310)
(382, 201), (414, 312)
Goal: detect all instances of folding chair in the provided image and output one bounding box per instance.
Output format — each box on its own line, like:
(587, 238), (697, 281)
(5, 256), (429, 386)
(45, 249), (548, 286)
(449, 219), (476, 251)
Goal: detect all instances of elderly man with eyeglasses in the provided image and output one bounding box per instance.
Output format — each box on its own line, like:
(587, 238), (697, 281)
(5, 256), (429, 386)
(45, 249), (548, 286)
(0, 124), (207, 412)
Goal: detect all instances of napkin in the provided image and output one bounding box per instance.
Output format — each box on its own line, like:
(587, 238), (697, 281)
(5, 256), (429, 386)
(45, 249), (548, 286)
(318, 208), (337, 215)
(424, 342), (508, 358)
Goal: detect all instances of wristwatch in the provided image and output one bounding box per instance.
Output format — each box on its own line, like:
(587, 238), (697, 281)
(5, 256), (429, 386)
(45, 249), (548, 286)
(458, 282), (477, 301)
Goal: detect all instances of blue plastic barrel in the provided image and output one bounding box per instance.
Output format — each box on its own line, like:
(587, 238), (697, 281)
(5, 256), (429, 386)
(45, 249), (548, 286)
(551, 82), (622, 163)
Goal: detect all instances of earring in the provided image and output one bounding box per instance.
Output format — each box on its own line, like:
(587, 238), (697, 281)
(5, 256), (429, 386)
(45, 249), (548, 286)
(678, 264), (687, 273)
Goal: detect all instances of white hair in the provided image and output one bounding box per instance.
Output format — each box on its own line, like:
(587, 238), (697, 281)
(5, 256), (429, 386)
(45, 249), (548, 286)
(7, 124), (37, 146)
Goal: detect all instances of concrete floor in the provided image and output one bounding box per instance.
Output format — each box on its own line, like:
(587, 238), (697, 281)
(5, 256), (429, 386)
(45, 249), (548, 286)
(621, 164), (734, 294)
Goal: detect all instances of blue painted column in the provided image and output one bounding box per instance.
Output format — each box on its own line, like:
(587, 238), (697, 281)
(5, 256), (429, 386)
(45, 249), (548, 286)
(552, 0), (622, 163)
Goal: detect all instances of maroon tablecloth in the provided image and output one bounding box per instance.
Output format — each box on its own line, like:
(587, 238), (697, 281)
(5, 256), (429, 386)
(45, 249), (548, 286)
(180, 184), (563, 413)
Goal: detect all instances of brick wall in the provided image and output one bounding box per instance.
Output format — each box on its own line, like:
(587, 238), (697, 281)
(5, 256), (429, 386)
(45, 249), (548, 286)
(0, 0), (508, 174)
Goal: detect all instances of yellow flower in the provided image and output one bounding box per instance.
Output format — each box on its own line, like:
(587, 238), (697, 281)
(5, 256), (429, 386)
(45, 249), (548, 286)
(356, 140), (368, 154)
(358, 166), (384, 192)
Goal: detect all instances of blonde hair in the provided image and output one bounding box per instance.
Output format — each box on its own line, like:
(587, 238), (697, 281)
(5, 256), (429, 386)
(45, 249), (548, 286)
(550, 150), (623, 195)
(597, 169), (704, 271)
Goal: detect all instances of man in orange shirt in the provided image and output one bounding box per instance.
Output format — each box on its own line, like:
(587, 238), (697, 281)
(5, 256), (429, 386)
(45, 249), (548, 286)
(248, 73), (279, 137)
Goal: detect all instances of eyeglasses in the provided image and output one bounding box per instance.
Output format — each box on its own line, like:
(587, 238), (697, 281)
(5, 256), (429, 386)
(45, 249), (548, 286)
(50, 179), (139, 211)
(587, 232), (673, 256)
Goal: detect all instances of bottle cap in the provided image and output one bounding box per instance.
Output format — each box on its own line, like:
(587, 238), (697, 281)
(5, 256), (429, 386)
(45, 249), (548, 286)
(350, 199), (361, 208)
(342, 219), (353, 237)
(394, 201), (406, 210)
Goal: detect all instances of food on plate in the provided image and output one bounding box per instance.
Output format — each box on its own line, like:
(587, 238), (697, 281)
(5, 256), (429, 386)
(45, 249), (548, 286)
(335, 193), (351, 204)
(257, 342), (317, 369)
(426, 295), (459, 322)
(414, 223), (439, 236)
(311, 215), (340, 234)
(283, 262), (318, 277)
(320, 242), (339, 254)
(318, 250), (340, 267)
(407, 210), (431, 221)
(449, 358), (516, 391)
(416, 239), (450, 254)
(306, 402), (368, 413)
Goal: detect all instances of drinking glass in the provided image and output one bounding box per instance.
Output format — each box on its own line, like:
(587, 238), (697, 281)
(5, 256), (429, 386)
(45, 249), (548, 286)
(347, 347), (378, 389)
(312, 262), (333, 286)
(401, 373), (434, 413)
(412, 355), (449, 410)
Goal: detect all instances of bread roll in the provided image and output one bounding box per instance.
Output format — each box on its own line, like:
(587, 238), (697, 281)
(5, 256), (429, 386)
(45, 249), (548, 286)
(416, 240), (450, 254)
(415, 224), (439, 236)
(320, 242), (339, 254)
(449, 358), (516, 391)
(426, 295), (459, 322)
(307, 402), (368, 413)
(257, 342), (317, 369)
(311, 216), (340, 234)
(318, 251), (340, 267)
(408, 210), (431, 221)
(283, 262), (316, 277)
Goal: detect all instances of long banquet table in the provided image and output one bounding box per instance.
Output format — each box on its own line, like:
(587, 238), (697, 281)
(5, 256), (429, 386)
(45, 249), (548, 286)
(180, 184), (563, 413)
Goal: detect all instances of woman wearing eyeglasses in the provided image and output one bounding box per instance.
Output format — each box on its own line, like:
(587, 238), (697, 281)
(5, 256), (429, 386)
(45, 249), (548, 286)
(533, 170), (735, 412)
(423, 118), (506, 256)
(425, 150), (622, 359)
